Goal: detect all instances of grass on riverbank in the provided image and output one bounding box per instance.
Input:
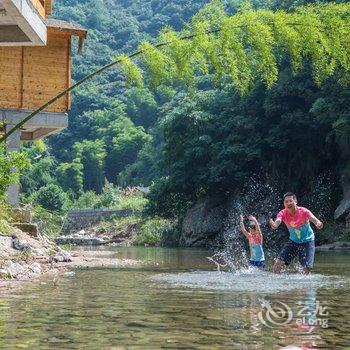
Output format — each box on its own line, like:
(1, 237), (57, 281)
(71, 186), (148, 212)
(67, 214), (180, 247)
(32, 205), (64, 237)
(30, 188), (148, 237)
(133, 218), (181, 247)
(0, 205), (11, 235)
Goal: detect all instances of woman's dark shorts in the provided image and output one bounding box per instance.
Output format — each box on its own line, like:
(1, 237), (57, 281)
(249, 260), (266, 270)
(278, 240), (315, 269)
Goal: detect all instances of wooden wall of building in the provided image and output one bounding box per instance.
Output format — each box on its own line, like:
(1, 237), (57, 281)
(0, 31), (71, 113)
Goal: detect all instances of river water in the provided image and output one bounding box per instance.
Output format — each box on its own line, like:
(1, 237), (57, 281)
(0, 247), (349, 349)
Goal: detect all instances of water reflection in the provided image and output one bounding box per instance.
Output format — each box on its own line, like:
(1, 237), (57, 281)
(215, 279), (349, 349)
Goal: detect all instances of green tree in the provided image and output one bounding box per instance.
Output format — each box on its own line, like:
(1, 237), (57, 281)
(73, 140), (106, 193)
(57, 161), (84, 197)
(146, 64), (343, 217)
(20, 141), (56, 196)
(117, 2), (350, 94)
(34, 184), (67, 212)
(126, 87), (158, 129)
(104, 116), (151, 184)
(20, 156), (56, 195)
(119, 139), (161, 186)
(0, 146), (29, 202)
(15, 0), (350, 221)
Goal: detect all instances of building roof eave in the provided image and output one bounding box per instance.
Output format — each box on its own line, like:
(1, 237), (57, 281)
(45, 18), (87, 53)
(45, 18), (87, 38)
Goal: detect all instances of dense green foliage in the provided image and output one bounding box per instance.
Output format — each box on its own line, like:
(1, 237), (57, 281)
(19, 0), (213, 211)
(147, 68), (348, 218)
(134, 218), (176, 246)
(0, 146), (29, 202)
(56, 161), (84, 198)
(12, 0), (350, 226)
(33, 184), (68, 212)
(0, 145), (28, 233)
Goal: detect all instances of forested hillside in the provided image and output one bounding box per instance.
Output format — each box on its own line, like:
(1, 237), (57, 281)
(20, 0), (350, 224)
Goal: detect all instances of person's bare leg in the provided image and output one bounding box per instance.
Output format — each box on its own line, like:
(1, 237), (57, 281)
(303, 267), (311, 275)
(273, 258), (283, 273)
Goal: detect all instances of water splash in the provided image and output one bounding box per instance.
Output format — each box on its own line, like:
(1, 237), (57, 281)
(302, 171), (335, 222)
(207, 174), (336, 271)
(209, 179), (282, 270)
(151, 270), (349, 293)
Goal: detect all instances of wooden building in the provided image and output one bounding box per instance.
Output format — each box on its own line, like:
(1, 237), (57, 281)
(0, 18), (86, 131)
(0, 0), (87, 206)
(0, 0), (87, 141)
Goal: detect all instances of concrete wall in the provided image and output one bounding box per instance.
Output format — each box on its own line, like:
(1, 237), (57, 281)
(63, 209), (138, 234)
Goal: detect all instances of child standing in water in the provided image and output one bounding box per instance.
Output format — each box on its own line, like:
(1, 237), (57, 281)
(240, 214), (266, 269)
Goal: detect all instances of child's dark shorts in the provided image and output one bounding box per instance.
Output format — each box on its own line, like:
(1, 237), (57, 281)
(249, 260), (266, 269)
(278, 240), (315, 269)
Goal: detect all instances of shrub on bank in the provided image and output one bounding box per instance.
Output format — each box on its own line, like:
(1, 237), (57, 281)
(71, 185), (147, 211)
(0, 202), (11, 234)
(33, 184), (68, 213)
(117, 192), (148, 211)
(32, 205), (64, 237)
(134, 218), (179, 246)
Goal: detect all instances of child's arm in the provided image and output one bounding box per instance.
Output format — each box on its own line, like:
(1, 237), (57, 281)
(309, 213), (323, 229)
(249, 215), (262, 235)
(240, 215), (250, 238)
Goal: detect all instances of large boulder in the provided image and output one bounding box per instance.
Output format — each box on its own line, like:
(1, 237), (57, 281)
(12, 237), (30, 251)
(52, 251), (72, 263)
(0, 235), (14, 254)
(6, 262), (26, 279)
(334, 190), (350, 221)
(180, 196), (226, 247)
(180, 191), (284, 250)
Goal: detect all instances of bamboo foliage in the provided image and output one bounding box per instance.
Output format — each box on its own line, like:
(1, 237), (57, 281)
(117, 54), (143, 88)
(120, 2), (350, 93)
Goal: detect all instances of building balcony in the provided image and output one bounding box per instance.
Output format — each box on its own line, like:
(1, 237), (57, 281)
(0, 0), (47, 45)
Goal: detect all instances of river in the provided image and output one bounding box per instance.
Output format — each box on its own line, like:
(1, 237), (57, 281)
(0, 247), (349, 349)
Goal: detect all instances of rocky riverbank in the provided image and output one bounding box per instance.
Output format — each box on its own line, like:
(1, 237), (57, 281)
(55, 216), (138, 246)
(0, 226), (141, 285)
